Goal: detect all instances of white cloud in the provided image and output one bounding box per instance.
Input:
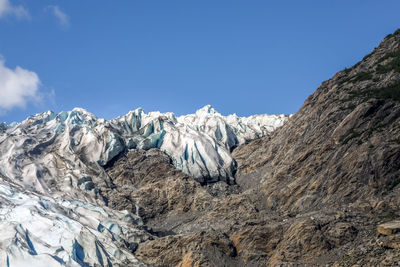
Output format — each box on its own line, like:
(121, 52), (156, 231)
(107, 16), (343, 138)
(0, 58), (41, 112)
(46, 5), (69, 28)
(0, 0), (29, 19)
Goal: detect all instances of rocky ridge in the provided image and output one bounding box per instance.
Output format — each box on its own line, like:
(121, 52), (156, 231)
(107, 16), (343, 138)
(134, 29), (400, 266)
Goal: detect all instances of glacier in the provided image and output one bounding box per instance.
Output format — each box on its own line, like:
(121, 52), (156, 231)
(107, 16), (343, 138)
(0, 178), (150, 267)
(0, 105), (289, 266)
(0, 105), (288, 189)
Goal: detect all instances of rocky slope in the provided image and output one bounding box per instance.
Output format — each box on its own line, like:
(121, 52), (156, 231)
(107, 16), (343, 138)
(233, 30), (400, 213)
(134, 30), (400, 266)
(230, 29), (400, 265)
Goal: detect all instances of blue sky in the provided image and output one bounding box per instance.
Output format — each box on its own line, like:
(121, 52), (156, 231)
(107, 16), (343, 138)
(0, 0), (399, 122)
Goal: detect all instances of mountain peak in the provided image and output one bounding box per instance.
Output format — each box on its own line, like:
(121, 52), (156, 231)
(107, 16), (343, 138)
(195, 104), (219, 116)
(71, 107), (96, 116)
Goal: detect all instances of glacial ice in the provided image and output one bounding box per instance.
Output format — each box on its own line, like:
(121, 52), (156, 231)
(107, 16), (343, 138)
(0, 180), (149, 267)
(0, 105), (289, 266)
(0, 105), (289, 189)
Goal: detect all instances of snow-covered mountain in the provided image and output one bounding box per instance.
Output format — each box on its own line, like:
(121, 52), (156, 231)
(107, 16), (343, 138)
(0, 105), (289, 266)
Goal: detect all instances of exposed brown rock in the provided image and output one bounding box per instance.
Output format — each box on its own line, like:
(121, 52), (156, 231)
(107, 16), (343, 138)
(100, 149), (213, 223)
(230, 223), (283, 262)
(230, 29), (400, 265)
(177, 252), (200, 267)
(135, 231), (238, 267)
(378, 221), (400, 236)
(102, 30), (400, 266)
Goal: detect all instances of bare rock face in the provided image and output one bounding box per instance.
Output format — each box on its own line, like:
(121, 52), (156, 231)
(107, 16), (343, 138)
(378, 221), (400, 236)
(132, 29), (400, 266)
(102, 149), (213, 222)
(233, 30), (400, 214)
(230, 29), (400, 265)
(135, 231), (238, 267)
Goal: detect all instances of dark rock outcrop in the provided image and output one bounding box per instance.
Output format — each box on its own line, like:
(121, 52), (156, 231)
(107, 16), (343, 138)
(101, 149), (213, 223)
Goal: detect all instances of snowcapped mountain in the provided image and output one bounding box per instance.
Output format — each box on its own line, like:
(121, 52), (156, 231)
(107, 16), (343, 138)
(0, 105), (289, 266)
